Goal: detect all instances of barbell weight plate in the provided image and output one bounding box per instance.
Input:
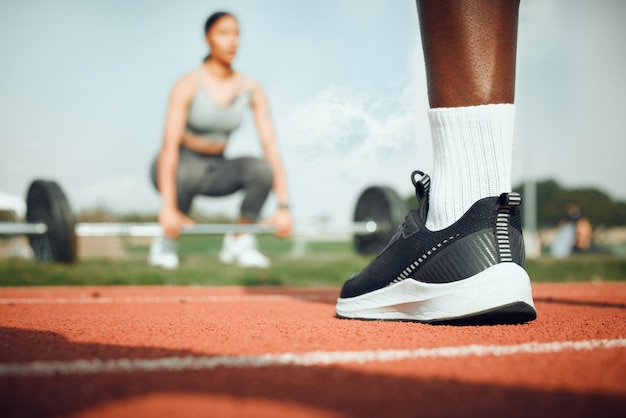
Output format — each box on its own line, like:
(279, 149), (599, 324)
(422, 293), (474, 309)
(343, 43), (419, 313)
(26, 180), (77, 263)
(352, 185), (407, 255)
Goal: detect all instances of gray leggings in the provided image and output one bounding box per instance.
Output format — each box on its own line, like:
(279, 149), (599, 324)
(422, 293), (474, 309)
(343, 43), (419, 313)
(151, 147), (274, 221)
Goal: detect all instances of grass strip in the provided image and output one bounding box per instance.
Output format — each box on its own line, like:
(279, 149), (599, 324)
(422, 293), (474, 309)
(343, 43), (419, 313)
(0, 254), (624, 287)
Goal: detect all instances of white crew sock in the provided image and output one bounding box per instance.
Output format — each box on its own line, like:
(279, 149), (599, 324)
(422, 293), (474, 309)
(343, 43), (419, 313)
(425, 104), (515, 231)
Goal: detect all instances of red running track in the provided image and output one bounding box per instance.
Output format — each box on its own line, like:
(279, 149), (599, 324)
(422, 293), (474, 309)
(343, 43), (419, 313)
(0, 283), (625, 418)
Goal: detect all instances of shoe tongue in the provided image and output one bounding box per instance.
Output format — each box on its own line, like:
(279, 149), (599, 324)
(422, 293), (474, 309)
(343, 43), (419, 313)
(411, 170), (431, 220)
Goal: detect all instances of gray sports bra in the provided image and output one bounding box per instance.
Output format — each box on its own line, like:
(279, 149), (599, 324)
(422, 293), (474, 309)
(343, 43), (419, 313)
(186, 71), (251, 142)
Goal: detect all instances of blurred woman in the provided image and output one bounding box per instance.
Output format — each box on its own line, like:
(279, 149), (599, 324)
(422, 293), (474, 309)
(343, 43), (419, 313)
(150, 12), (292, 269)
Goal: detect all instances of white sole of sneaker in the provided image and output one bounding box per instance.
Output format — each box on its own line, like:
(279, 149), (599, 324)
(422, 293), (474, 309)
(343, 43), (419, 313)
(335, 263), (536, 323)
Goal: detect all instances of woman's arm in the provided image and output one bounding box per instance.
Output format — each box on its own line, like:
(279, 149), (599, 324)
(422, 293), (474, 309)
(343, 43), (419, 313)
(249, 79), (293, 238)
(158, 73), (196, 238)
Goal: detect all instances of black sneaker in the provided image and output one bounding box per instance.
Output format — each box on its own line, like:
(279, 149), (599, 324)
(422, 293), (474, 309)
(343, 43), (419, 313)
(336, 171), (537, 324)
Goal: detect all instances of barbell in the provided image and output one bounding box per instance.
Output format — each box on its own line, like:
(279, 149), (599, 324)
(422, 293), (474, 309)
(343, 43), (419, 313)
(0, 179), (408, 263)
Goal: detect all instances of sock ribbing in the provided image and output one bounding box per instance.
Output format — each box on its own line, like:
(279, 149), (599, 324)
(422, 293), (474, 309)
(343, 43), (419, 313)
(425, 104), (515, 231)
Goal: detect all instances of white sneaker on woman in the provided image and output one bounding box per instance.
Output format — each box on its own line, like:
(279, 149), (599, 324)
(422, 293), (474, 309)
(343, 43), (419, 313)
(148, 236), (179, 269)
(219, 233), (270, 268)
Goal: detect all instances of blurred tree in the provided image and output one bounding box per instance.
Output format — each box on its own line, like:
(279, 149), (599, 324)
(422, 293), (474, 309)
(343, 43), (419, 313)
(513, 180), (626, 228)
(406, 193), (419, 210)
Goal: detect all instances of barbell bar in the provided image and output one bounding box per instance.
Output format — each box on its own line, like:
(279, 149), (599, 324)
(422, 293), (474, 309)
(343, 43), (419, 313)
(0, 221), (379, 237)
(75, 221), (378, 237)
(0, 222), (48, 235)
(0, 179), (407, 263)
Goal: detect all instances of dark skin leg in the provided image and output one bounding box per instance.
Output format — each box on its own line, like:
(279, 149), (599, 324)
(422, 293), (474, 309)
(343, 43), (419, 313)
(416, 0), (520, 108)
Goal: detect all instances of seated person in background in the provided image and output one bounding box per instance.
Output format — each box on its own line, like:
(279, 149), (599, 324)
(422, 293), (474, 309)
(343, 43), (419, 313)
(565, 203), (592, 253)
(150, 11), (292, 269)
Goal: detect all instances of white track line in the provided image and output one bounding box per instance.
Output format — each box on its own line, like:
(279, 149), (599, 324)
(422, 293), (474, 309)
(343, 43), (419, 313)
(1, 338), (624, 378)
(0, 295), (334, 305)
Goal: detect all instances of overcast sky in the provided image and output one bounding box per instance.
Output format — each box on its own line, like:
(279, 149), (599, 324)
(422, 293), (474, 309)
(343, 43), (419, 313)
(1, 0), (625, 228)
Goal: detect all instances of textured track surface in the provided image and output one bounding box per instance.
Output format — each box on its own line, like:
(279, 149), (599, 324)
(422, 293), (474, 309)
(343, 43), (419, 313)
(1, 283), (625, 418)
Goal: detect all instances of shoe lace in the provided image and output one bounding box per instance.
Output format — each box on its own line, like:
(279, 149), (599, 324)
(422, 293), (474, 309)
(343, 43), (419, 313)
(389, 170), (432, 238)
